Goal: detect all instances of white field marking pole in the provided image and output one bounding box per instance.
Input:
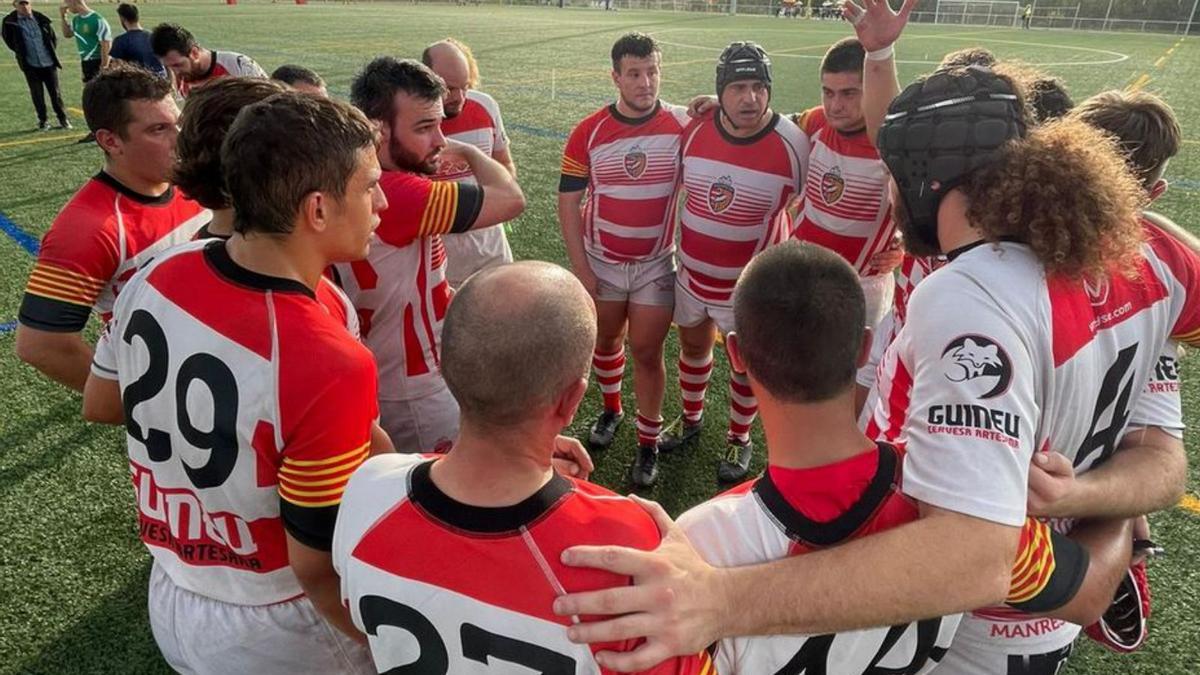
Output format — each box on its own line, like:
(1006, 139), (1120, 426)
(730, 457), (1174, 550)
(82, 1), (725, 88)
(1188, 0), (1199, 37)
(552, 69), (556, 100)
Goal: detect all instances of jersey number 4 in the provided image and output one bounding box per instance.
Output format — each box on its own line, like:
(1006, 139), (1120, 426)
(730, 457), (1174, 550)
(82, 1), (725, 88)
(1073, 344), (1139, 471)
(122, 309), (239, 489)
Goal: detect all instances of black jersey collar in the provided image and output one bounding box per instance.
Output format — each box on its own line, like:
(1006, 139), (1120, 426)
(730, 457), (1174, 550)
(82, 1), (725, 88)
(608, 100), (661, 126)
(409, 459), (573, 535)
(203, 239), (316, 299)
(752, 442), (901, 548)
(95, 171), (174, 206)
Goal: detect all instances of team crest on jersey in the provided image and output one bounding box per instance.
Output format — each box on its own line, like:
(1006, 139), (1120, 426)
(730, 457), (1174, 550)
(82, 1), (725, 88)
(624, 148), (647, 179)
(941, 334), (1013, 399)
(821, 166), (845, 204)
(1084, 277), (1110, 306)
(708, 176), (735, 214)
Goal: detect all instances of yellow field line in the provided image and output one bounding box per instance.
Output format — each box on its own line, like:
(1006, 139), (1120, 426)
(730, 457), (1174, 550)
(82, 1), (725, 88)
(1183, 139), (1200, 146)
(1154, 56), (1167, 68)
(1180, 494), (1200, 515)
(1128, 73), (1151, 92)
(68, 106), (84, 117)
(0, 133), (87, 149)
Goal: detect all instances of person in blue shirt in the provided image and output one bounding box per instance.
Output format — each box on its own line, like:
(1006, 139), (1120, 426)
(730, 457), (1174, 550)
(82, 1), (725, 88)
(2, 0), (70, 130)
(110, 3), (164, 77)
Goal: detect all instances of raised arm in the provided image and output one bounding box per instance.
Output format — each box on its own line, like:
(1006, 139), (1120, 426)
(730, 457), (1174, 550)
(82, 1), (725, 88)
(443, 139), (525, 228)
(843, 0), (917, 146)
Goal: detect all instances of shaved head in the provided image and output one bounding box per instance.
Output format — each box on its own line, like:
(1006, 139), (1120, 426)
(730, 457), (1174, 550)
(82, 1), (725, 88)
(422, 40), (472, 118)
(442, 262), (597, 428)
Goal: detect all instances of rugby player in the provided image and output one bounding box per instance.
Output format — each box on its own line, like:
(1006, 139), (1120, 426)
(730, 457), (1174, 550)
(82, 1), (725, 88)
(423, 38), (516, 288)
(173, 76), (288, 240)
(16, 64), (208, 391)
(333, 262), (712, 673)
(150, 22), (266, 98)
(667, 41), (809, 483)
(337, 57), (525, 453)
(81, 92), (388, 673)
(558, 32), (689, 486)
(547, 1), (1196, 668)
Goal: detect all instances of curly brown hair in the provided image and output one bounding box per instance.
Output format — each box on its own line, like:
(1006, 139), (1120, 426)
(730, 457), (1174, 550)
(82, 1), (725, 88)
(173, 77), (287, 209)
(961, 118), (1146, 279)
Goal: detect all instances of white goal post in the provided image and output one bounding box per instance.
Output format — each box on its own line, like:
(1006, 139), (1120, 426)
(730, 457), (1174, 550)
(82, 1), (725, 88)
(934, 0), (1022, 27)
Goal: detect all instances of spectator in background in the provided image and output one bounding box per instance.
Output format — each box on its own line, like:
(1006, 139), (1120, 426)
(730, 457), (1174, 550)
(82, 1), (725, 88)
(271, 63), (327, 96)
(2, 0), (70, 130)
(60, 0), (110, 142)
(110, 3), (165, 78)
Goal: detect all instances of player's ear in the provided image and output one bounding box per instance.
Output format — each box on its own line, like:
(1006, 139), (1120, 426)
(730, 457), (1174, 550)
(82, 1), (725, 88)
(94, 128), (121, 156)
(856, 327), (873, 369)
(302, 191), (327, 234)
(726, 332), (746, 374)
(556, 377), (589, 426)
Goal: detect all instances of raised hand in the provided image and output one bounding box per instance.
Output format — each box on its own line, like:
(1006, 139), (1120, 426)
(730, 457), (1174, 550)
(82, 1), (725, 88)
(841, 0), (918, 52)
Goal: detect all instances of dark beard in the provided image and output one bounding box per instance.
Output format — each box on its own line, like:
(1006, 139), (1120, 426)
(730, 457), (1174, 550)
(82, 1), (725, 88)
(388, 136), (439, 175)
(893, 198), (942, 258)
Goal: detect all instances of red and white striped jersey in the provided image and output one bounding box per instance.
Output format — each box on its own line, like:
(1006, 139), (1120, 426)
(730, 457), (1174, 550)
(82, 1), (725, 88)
(177, 50), (267, 98)
(91, 239), (378, 606)
(678, 443), (959, 674)
(790, 107), (895, 277)
(559, 101), (689, 264)
(868, 226), (1200, 527)
(19, 172), (209, 332)
(332, 454), (715, 674)
(435, 90), (509, 182)
(892, 253), (944, 330)
(677, 112), (809, 306)
(333, 171), (482, 401)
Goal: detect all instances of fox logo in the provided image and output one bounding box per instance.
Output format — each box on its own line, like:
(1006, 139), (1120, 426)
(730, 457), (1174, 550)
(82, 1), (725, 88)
(708, 176), (735, 214)
(624, 149), (647, 179)
(821, 167), (845, 204)
(941, 335), (1013, 399)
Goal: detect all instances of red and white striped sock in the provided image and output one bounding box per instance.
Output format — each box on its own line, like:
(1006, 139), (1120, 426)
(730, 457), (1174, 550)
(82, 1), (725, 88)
(635, 412), (664, 448)
(593, 348), (625, 414)
(679, 352), (713, 425)
(728, 370), (757, 444)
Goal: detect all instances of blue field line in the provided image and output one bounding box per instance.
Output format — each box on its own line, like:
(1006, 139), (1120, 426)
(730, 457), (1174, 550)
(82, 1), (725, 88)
(0, 210), (39, 255)
(0, 321), (15, 334)
(508, 123), (568, 140)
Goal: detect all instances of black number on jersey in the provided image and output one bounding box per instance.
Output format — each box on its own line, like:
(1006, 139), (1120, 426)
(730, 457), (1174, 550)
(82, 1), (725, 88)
(122, 309), (240, 489)
(1005, 642), (1073, 675)
(1074, 344), (1139, 470)
(359, 595), (576, 674)
(774, 617), (948, 675)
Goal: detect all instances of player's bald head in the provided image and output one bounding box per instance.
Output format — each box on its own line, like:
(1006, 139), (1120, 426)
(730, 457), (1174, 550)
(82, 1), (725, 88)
(422, 41), (468, 74)
(442, 262), (597, 428)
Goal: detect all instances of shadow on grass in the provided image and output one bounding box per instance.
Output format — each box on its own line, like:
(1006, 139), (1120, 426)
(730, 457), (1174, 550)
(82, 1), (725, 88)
(0, 398), (110, 494)
(0, 142), (88, 170)
(18, 559), (168, 675)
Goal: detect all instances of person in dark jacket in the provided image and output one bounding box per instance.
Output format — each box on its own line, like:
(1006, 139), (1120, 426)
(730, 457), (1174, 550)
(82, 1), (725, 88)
(110, 3), (164, 77)
(2, 0), (70, 130)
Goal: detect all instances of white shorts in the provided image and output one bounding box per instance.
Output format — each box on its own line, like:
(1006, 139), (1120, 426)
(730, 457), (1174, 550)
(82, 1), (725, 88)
(148, 562), (373, 675)
(934, 613), (1080, 675)
(590, 254), (676, 307)
(380, 385), (460, 453)
(673, 282), (735, 335)
(861, 273), (895, 331)
(442, 225), (513, 288)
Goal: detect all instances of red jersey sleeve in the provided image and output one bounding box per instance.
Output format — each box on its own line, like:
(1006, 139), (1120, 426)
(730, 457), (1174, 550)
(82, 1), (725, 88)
(793, 106), (826, 136)
(18, 201), (118, 331)
(277, 332), (380, 550)
(1141, 213), (1200, 346)
(559, 116), (594, 193)
(375, 171), (482, 248)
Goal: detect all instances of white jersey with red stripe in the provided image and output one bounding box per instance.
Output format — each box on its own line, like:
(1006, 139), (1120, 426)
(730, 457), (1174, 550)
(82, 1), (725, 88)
(332, 454), (714, 674)
(868, 231), (1200, 528)
(91, 239), (379, 606)
(790, 107), (895, 277)
(436, 90), (509, 182)
(177, 50), (267, 98)
(677, 111), (809, 306)
(559, 101), (690, 264)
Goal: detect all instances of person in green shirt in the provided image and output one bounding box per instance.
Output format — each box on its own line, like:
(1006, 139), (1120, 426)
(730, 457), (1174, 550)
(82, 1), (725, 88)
(59, 0), (108, 141)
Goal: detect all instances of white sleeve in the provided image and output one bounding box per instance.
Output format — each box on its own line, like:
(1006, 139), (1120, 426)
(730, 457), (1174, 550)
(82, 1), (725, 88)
(235, 53), (267, 79)
(1125, 341), (1184, 439)
(899, 275), (1039, 526)
(91, 318), (119, 381)
(97, 17), (112, 42)
(481, 93), (509, 155)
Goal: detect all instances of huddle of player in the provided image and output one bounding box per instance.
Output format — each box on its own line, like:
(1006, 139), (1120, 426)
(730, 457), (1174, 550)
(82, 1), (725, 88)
(11, 0), (1194, 671)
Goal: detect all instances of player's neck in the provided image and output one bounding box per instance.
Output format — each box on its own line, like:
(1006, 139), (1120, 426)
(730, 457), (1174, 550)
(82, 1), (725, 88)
(206, 208), (235, 237)
(938, 189), (985, 254)
(103, 161), (169, 199)
(614, 97), (655, 121)
(719, 109), (772, 139)
(223, 231), (325, 293)
(758, 390), (873, 470)
(431, 424), (557, 508)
